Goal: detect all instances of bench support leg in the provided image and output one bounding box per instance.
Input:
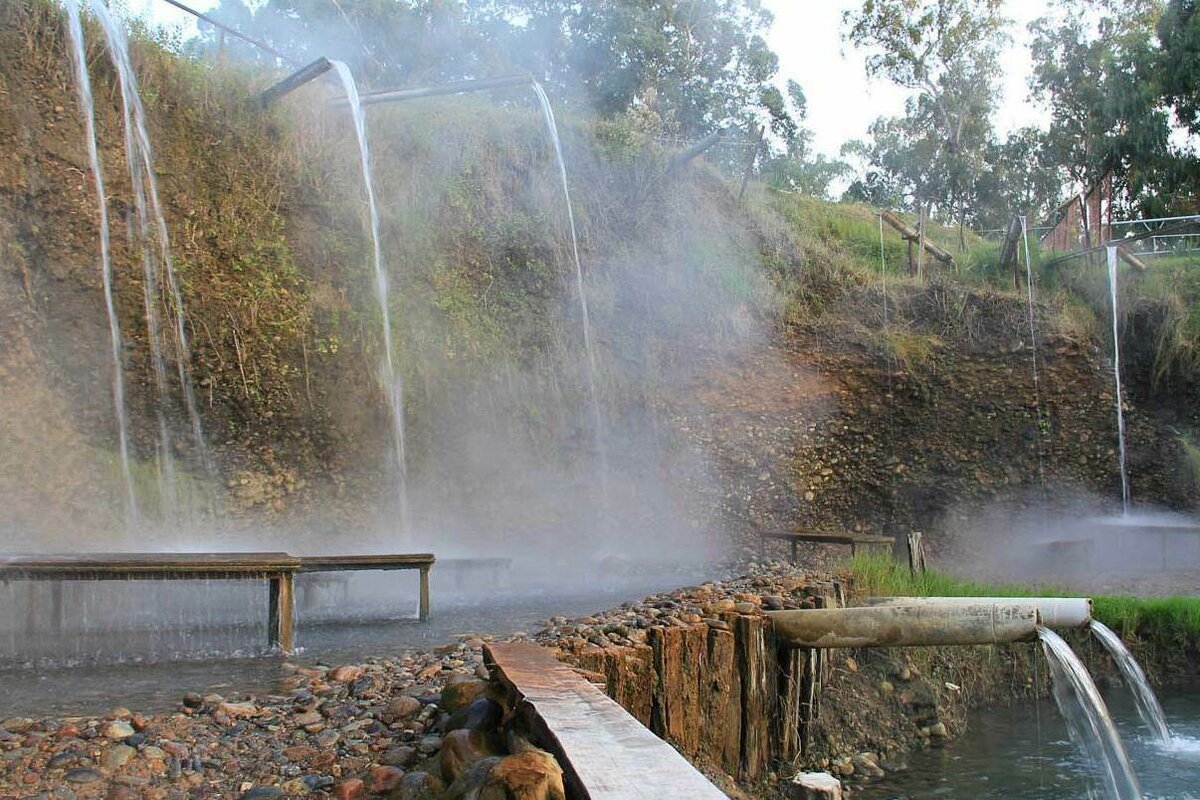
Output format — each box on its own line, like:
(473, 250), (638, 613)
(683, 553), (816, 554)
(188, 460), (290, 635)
(419, 567), (430, 622)
(791, 540), (799, 565)
(268, 573), (295, 652)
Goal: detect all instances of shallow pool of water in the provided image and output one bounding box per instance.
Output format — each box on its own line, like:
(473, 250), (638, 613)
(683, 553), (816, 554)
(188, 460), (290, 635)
(862, 688), (1200, 799)
(0, 569), (711, 718)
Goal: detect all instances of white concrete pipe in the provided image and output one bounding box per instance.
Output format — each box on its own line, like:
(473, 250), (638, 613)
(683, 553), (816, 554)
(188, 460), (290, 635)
(863, 597), (1093, 629)
(767, 603), (1041, 649)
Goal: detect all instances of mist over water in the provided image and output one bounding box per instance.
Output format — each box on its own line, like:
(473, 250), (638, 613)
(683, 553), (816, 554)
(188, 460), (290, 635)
(63, 0), (137, 523)
(0, 1), (775, 670)
(939, 492), (1200, 592)
(330, 59), (411, 534)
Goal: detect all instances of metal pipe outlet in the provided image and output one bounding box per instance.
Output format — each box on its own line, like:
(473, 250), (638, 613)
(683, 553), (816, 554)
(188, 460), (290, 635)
(768, 603), (1041, 649)
(863, 597), (1093, 629)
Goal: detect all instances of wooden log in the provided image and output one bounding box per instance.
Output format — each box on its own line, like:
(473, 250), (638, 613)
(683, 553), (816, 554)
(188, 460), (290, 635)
(799, 648), (820, 757)
(907, 531), (927, 574)
(1118, 245), (1149, 272)
(792, 771), (843, 799)
(998, 216), (1023, 288)
(775, 646), (807, 764)
(702, 627), (742, 774)
(647, 624), (706, 757)
(880, 210), (954, 266)
(735, 614), (774, 780)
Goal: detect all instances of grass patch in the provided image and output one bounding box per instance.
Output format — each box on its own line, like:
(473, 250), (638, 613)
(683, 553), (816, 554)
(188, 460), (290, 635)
(846, 552), (1200, 647)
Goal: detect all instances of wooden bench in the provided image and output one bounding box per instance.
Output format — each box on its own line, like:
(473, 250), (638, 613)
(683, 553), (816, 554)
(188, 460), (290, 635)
(297, 554), (434, 624)
(485, 642), (727, 800)
(434, 557), (512, 590)
(1, 551), (435, 654)
(759, 530), (895, 564)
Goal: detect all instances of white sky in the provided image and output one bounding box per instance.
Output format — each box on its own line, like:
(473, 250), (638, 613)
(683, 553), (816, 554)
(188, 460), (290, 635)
(140, 0), (1051, 159)
(764, 0), (1050, 158)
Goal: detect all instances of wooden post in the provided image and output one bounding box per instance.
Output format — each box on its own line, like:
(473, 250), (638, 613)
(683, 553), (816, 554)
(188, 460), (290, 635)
(799, 648), (820, 756)
(267, 573), (295, 652)
(738, 124), (766, 202)
(735, 615), (773, 780)
(908, 531), (927, 574)
(776, 647), (807, 763)
(419, 566), (430, 621)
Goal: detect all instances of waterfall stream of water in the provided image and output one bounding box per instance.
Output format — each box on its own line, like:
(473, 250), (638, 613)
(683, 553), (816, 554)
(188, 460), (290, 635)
(1039, 626), (1142, 799)
(329, 62), (410, 532)
(1020, 216), (1046, 490)
(1106, 246), (1132, 514)
(90, 0), (211, 520)
(64, 0), (138, 523)
(1091, 620), (1171, 743)
(530, 81), (610, 507)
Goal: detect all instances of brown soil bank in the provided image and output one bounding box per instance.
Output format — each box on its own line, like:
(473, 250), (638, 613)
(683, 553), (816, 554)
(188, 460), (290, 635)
(1, 0), (1195, 556)
(672, 280), (1199, 563)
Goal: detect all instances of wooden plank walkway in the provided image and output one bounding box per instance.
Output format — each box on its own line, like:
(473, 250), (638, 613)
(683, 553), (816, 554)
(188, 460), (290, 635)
(1, 552), (435, 652)
(485, 642), (728, 800)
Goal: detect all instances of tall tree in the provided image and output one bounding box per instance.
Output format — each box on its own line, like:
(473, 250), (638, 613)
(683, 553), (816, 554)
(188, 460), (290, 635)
(1157, 0), (1200, 135)
(843, 0), (1008, 250)
(1028, 0), (1177, 216)
(196, 0), (795, 142)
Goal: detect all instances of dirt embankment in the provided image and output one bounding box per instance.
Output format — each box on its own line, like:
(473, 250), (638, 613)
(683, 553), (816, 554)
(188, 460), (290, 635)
(668, 281), (1198, 560)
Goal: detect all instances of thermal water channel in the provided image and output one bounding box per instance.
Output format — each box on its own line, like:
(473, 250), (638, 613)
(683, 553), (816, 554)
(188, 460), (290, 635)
(0, 568), (710, 718)
(862, 689), (1200, 799)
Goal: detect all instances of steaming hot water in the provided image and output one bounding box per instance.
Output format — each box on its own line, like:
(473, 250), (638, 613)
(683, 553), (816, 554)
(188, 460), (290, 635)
(1039, 627), (1143, 799)
(530, 81), (611, 507)
(864, 689), (1200, 799)
(1091, 620), (1172, 743)
(88, 0), (212, 522)
(63, 0), (137, 522)
(1106, 245), (1132, 514)
(330, 60), (411, 531)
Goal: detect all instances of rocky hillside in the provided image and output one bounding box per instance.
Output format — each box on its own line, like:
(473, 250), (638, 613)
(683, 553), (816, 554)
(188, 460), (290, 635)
(1, 0), (1196, 558)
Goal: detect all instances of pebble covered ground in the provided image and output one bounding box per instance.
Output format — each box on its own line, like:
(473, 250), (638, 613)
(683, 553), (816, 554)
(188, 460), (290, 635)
(0, 563), (830, 800)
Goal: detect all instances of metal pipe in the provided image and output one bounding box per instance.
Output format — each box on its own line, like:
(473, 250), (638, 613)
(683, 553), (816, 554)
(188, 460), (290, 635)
(156, 0), (300, 66)
(258, 57), (333, 107)
(863, 597), (1093, 629)
(668, 127), (728, 170)
(768, 603), (1041, 649)
(337, 74), (534, 108)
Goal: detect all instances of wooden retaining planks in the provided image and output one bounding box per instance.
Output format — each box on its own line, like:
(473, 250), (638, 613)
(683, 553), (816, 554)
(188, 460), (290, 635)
(485, 642), (729, 800)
